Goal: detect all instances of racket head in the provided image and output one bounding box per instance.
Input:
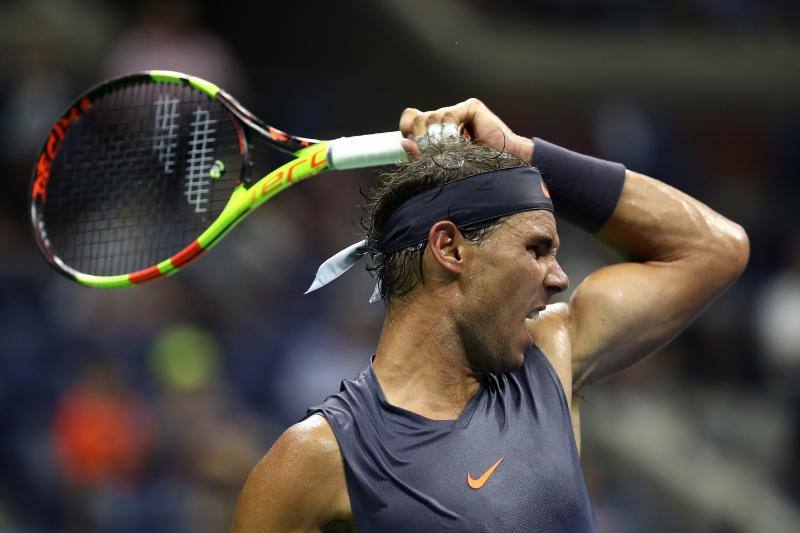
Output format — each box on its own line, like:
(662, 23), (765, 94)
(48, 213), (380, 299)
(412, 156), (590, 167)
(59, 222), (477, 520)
(30, 71), (254, 287)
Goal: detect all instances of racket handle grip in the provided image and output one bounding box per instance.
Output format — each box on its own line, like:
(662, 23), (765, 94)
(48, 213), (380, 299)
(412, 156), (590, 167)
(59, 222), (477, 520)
(327, 131), (408, 170)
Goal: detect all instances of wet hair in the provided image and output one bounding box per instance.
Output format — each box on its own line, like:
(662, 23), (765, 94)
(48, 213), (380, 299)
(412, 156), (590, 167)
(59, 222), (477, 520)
(361, 138), (528, 304)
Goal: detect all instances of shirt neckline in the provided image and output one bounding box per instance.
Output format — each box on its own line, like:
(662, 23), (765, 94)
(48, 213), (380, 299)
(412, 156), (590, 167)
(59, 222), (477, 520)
(366, 357), (485, 429)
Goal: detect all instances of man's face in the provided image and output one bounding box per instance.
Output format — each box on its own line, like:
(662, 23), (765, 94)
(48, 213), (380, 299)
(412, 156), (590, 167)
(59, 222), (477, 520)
(455, 210), (568, 373)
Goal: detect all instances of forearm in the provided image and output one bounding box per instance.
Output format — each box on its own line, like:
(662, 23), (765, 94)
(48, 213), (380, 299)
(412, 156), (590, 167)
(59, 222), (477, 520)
(564, 169), (749, 388)
(529, 137), (748, 280)
(598, 170), (749, 273)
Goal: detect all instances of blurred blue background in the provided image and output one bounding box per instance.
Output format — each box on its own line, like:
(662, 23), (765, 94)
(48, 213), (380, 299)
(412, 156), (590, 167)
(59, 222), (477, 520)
(1, 1), (799, 531)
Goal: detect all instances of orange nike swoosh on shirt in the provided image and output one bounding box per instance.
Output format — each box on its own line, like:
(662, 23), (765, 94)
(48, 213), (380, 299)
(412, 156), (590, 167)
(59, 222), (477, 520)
(467, 456), (505, 489)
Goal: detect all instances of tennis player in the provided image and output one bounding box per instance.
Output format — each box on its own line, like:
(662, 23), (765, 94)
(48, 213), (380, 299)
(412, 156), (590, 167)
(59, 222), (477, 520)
(230, 99), (749, 532)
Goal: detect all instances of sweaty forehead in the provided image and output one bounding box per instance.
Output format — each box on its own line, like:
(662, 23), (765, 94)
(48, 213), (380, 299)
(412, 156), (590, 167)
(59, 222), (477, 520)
(502, 210), (558, 239)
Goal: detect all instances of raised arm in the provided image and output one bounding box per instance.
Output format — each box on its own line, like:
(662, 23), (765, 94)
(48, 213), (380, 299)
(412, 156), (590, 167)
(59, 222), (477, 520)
(398, 98), (749, 391)
(566, 168), (748, 389)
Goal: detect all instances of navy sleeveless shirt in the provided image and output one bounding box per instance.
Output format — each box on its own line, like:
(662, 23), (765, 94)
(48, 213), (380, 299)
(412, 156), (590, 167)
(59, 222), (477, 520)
(307, 346), (596, 532)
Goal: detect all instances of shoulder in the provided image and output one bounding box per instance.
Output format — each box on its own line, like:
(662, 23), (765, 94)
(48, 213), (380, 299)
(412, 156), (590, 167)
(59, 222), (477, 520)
(271, 414), (343, 473)
(527, 303), (573, 400)
(529, 302), (570, 343)
(526, 303), (585, 448)
(528, 302), (571, 364)
(230, 414), (350, 532)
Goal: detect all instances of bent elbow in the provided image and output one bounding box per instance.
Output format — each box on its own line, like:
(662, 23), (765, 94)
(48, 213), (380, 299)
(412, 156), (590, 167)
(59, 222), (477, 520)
(718, 222), (750, 281)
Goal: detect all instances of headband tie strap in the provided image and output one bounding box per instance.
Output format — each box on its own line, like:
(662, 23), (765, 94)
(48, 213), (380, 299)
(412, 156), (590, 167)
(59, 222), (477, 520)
(306, 166), (553, 302)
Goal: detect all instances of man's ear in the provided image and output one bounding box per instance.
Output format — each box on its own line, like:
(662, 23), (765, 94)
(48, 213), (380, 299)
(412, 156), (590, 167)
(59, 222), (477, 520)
(426, 220), (465, 276)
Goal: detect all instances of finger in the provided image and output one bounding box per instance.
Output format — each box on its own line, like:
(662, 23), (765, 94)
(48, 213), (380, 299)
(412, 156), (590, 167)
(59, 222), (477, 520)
(442, 110), (457, 125)
(399, 107), (421, 136)
(411, 113), (429, 141)
(401, 137), (420, 156)
(441, 111), (459, 141)
(425, 111), (444, 125)
(438, 99), (479, 125)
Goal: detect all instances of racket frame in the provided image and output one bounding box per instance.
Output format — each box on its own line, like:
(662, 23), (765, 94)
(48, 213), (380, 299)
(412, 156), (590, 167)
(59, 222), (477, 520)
(31, 70), (333, 288)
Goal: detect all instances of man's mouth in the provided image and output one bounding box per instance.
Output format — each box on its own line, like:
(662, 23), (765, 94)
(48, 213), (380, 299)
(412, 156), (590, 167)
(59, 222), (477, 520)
(525, 305), (547, 321)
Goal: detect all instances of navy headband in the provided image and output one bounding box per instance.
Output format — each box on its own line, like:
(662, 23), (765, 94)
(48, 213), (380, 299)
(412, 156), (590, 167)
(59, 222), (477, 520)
(306, 165), (554, 302)
(379, 166), (552, 253)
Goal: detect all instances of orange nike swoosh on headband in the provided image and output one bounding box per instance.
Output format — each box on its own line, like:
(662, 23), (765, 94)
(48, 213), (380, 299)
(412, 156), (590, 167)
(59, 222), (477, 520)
(467, 456), (505, 490)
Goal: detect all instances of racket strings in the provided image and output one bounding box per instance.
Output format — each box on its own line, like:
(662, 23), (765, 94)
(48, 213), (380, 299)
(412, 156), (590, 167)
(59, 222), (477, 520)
(42, 80), (242, 277)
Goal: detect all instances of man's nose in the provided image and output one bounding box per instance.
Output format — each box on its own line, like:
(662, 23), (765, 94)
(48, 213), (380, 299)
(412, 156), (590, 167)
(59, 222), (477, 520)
(545, 261), (569, 294)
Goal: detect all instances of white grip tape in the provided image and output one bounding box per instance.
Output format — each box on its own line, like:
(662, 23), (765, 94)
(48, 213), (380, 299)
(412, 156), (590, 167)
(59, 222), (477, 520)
(327, 131), (408, 170)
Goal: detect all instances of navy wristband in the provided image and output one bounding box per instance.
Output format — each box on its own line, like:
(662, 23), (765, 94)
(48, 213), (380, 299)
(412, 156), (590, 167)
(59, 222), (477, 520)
(531, 137), (626, 233)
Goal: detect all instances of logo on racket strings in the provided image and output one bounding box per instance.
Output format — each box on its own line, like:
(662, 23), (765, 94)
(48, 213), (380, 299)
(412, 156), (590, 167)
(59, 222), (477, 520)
(153, 94), (180, 174)
(185, 107), (217, 213)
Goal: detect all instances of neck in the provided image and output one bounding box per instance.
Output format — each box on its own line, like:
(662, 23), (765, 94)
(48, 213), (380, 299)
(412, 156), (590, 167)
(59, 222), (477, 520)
(372, 293), (482, 420)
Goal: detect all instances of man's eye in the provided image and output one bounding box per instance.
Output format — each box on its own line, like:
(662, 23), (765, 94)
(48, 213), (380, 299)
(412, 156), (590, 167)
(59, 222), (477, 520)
(528, 245), (557, 258)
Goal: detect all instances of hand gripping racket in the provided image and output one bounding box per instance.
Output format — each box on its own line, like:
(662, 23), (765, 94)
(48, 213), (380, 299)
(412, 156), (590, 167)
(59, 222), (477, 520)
(30, 71), (407, 288)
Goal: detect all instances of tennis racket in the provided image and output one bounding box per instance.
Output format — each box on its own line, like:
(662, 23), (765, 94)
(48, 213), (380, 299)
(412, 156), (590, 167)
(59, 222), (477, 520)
(30, 70), (407, 288)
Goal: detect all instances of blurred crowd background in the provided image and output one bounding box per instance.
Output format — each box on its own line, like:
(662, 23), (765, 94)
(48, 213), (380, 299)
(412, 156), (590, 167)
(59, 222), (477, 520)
(1, 0), (799, 532)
